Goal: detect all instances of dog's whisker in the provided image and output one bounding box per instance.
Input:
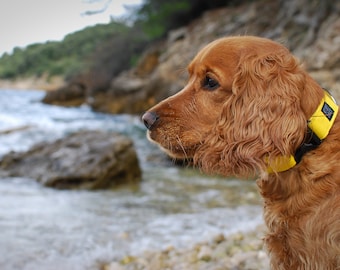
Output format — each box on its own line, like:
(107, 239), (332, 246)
(175, 135), (189, 160)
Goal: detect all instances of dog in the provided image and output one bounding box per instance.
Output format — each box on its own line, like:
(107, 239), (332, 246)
(142, 36), (340, 269)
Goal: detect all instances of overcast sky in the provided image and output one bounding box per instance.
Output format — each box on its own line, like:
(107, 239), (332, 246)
(0, 0), (142, 55)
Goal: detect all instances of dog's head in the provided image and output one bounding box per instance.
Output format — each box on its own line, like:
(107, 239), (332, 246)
(142, 36), (321, 177)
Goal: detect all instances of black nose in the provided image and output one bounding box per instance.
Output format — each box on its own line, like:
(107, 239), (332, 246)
(142, 111), (159, 130)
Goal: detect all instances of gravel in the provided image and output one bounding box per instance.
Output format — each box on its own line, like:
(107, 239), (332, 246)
(102, 225), (270, 270)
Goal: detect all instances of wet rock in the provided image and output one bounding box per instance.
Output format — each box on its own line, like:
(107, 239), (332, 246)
(0, 125), (32, 135)
(0, 130), (141, 189)
(42, 82), (87, 107)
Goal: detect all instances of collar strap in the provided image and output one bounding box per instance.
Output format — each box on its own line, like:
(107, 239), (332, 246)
(267, 90), (338, 173)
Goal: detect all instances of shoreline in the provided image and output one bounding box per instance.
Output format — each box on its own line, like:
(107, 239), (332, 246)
(102, 224), (270, 270)
(0, 75), (64, 91)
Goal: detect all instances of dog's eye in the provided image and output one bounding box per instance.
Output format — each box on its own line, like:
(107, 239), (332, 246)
(203, 76), (219, 90)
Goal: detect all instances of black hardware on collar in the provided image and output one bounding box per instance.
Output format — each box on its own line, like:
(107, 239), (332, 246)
(294, 127), (322, 164)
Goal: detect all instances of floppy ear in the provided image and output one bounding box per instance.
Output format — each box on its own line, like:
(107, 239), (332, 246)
(195, 51), (307, 177)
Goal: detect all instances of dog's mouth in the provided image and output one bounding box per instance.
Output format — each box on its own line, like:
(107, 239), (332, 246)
(147, 130), (198, 160)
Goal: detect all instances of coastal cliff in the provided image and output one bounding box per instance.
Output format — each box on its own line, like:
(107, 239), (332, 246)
(42, 0), (340, 113)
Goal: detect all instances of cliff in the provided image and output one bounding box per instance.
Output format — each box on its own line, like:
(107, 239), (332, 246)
(43, 0), (340, 113)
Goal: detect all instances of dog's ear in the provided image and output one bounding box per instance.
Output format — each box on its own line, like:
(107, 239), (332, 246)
(195, 52), (307, 177)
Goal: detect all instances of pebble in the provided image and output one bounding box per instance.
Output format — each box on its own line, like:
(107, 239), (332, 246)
(102, 225), (270, 270)
(198, 245), (213, 261)
(102, 262), (125, 270)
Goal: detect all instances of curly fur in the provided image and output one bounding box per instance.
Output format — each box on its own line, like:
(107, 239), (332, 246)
(143, 36), (340, 269)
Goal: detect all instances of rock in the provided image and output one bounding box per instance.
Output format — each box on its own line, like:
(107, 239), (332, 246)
(102, 262), (125, 270)
(299, 14), (340, 70)
(42, 70), (112, 107)
(0, 130), (141, 189)
(167, 27), (187, 43)
(111, 73), (147, 94)
(212, 233), (226, 244)
(0, 125), (32, 135)
(197, 245), (213, 261)
(90, 46), (163, 114)
(42, 82), (87, 107)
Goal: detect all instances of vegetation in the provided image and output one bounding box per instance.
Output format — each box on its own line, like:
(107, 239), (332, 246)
(135, 0), (230, 39)
(0, 21), (131, 79)
(0, 0), (242, 81)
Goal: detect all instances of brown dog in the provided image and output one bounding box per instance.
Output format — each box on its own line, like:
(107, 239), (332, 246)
(142, 36), (340, 269)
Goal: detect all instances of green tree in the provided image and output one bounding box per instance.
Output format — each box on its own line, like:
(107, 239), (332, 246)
(135, 0), (228, 38)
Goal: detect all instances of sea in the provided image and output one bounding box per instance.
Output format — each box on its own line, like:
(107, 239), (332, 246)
(0, 89), (263, 270)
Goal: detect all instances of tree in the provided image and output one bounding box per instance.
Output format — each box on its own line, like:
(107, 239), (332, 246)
(134, 0), (232, 38)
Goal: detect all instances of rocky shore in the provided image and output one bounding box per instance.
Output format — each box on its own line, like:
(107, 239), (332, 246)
(2, 1), (339, 269)
(102, 225), (269, 270)
(0, 74), (65, 91)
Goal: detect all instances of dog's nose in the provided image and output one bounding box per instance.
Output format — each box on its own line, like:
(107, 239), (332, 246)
(142, 111), (159, 130)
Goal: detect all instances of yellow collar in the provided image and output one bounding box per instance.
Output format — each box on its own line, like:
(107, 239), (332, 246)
(267, 90), (338, 173)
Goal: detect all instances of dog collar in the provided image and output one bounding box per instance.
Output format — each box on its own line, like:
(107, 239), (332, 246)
(267, 90), (338, 173)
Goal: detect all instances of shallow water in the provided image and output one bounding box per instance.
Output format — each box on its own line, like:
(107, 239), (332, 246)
(0, 89), (263, 270)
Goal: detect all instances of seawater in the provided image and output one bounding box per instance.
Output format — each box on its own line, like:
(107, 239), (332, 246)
(0, 89), (263, 270)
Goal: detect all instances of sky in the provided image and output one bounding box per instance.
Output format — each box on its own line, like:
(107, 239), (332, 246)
(0, 0), (142, 55)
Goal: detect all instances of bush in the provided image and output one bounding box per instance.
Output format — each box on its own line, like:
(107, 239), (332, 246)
(0, 21), (130, 79)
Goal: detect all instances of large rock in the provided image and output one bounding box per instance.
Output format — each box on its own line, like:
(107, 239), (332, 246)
(42, 81), (87, 107)
(0, 131), (142, 189)
(89, 45), (167, 114)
